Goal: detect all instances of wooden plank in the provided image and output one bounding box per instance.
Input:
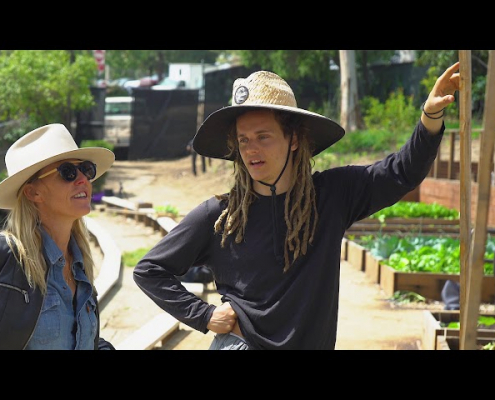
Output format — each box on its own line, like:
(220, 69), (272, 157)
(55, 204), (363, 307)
(448, 130), (456, 179)
(436, 335), (451, 350)
(433, 147), (440, 178)
(84, 216), (122, 300)
(156, 216), (178, 234)
(422, 310), (443, 350)
(101, 196), (153, 211)
(458, 50), (474, 349)
(116, 313), (180, 350)
(423, 310), (495, 350)
(348, 224), (459, 233)
(378, 263), (495, 303)
(364, 252), (380, 283)
(340, 238), (348, 261)
(352, 217), (460, 225)
(462, 49), (495, 350)
(104, 207), (156, 218)
(182, 282), (205, 297)
(379, 264), (397, 298)
(347, 231), (460, 239)
(445, 336), (495, 350)
(346, 240), (366, 272)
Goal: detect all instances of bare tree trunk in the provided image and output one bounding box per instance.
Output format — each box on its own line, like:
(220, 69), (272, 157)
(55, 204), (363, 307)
(339, 50), (363, 132)
(156, 51), (166, 82)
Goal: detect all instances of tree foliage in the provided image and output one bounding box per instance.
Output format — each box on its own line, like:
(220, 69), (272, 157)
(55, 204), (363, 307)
(0, 50), (97, 133)
(415, 50), (489, 116)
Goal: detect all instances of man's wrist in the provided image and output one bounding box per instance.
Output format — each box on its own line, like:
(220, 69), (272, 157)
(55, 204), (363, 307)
(421, 101), (445, 120)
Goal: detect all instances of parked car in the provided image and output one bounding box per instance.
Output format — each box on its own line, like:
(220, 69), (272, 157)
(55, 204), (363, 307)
(123, 75), (159, 93)
(152, 77), (186, 90)
(104, 96), (132, 149)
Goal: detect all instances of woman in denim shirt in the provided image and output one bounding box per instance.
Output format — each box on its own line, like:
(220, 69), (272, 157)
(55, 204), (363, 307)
(0, 123), (115, 350)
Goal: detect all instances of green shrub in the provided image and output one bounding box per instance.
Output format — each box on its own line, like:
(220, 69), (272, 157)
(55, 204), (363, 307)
(361, 88), (418, 140)
(154, 204), (179, 217)
(122, 247), (151, 267)
(80, 140), (114, 152)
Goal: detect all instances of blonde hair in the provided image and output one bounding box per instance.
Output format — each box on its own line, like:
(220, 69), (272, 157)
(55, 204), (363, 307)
(214, 109), (318, 272)
(1, 187), (95, 294)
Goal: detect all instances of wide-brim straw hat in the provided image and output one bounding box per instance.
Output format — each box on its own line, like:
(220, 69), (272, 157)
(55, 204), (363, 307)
(193, 70), (345, 160)
(0, 123), (115, 209)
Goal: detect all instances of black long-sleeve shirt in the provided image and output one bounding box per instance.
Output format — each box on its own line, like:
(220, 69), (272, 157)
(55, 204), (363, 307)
(133, 120), (444, 349)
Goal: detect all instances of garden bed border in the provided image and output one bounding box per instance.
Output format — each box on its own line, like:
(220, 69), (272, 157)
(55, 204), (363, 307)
(343, 237), (495, 303)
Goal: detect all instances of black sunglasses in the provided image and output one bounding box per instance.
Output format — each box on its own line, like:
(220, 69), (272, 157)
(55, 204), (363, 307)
(36, 161), (97, 182)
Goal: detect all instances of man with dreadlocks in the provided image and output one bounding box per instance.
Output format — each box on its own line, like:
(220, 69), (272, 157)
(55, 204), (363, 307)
(134, 62), (460, 350)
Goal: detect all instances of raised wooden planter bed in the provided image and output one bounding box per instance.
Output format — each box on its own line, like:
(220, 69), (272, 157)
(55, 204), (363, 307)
(364, 251), (381, 283)
(345, 240), (383, 283)
(346, 217), (460, 238)
(344, 237), (495, 304)
(422, 310), (495, 350)
(379, 263), (495, 303)
(340, 237), (348, 261)
(437, 336), (495, 350)
(346, 240), (366, 272)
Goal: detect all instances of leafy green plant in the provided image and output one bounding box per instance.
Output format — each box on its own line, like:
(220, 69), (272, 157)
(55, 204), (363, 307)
(444, 316), (495, 329)
(369, 201), (459, 220)
(358, 234), (495, 275)
(122, 247), (151, 267)
(80, 139), (114, 152)
(361, 88), (419, 140)
(479, 316), (495, 328)
(482, 341), (495, 350)
(154, 204), (179, 217)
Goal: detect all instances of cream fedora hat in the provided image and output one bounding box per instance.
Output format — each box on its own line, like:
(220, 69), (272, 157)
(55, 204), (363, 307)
(193, 70), (345, 160)
(0, 123), (115, 209)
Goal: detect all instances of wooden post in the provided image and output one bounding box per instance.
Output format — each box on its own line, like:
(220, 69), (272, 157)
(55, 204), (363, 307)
(448, 131), (455, 179)
(433, 148), (440, 178)
(460, 50), (495, 350)
(458, 51), (474, 349)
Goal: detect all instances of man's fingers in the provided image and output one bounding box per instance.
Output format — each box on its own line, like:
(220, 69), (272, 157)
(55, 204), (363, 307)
(435, 61), (459, 86)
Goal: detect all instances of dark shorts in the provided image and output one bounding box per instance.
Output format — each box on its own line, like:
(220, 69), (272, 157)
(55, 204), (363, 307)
(208, 332), (250, 350)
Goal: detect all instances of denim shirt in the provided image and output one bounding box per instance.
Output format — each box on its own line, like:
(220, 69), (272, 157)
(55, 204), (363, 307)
(24, 228), (98, 350)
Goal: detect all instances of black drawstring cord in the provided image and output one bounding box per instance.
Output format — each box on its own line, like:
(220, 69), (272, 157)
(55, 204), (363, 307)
(257, 132), (294, 266)
(269, 184), (281, 263)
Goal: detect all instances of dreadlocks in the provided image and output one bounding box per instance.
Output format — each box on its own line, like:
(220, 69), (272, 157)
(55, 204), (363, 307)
(214, 109), (318, 272)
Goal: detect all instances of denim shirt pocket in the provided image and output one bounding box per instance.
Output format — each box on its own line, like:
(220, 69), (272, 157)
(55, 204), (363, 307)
(30, 293), (61, 345)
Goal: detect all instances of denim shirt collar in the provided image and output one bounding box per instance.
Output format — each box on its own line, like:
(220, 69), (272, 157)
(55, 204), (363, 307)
(40, 225), (84, 270)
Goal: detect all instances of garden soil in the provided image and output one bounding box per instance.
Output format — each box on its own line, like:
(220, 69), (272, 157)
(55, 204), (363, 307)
(92, 149), (486, 350)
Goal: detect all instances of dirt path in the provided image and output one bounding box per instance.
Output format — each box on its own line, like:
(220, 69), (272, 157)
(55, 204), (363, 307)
(94, 155), (446, 350)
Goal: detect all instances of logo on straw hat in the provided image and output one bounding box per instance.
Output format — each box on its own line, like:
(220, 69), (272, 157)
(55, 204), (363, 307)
(234, 86), (249, 105)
